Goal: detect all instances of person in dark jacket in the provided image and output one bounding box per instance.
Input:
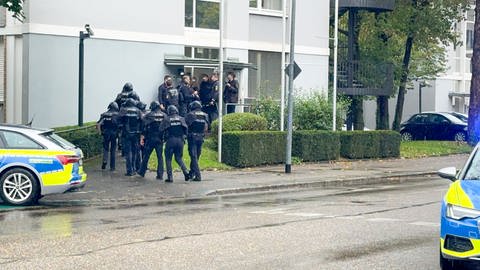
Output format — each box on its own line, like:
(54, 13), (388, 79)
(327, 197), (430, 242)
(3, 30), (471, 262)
(185, 101), (209, 181)
(119, 98), (143, 176)
(97, 102), (120, 171)
(158, 75), (181, 112)
(199, 74), (211, 108)
(179, 75), (199, 117)
(163, 105), (189, 182)
(223, 72), (239, 114)
(138, 101), (167, 180)
(201, 73), (219, 131)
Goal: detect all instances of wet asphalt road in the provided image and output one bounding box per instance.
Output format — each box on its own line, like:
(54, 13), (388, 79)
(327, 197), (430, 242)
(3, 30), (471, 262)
(0, 176), (473, 269)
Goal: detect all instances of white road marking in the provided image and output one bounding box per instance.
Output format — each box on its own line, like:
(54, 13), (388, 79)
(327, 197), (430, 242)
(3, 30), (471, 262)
(409, 221), (440, 227)
(284, 213), (324, 217)
(367, 218), (401, 222)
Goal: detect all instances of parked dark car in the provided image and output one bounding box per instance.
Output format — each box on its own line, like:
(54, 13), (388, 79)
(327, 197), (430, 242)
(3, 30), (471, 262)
(400, 112), (468, 141)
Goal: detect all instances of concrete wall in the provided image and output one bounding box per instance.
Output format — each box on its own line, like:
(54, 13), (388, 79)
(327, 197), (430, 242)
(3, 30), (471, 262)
(26, 34), (182, 128)
(26, 0), (184, 37)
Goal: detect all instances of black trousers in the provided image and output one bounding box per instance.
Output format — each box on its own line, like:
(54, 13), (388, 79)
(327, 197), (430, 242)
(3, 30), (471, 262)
(202, 105), (218, 131)
(165, 137), (188, 180)
(138, 139), (164, 178)
(102, 133), (117, 170)
(226, 104), (236, 114)
(124, 134), (140, 174)
(188, 135), (204, 180)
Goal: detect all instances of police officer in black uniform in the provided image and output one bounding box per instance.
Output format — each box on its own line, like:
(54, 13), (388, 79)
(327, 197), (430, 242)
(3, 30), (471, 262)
(185, 101), (209, 181)
(119, 98), (143, 176)
(179, 75), (199, 117)
(115, 82), (140, 156)
(136, 101), (148, 171)
(163, 105), (189, 182)
(159, 75), (181, 112)
(138, 101), (167, 180)
(115, 82), (140, 107)
(97, 102), (120, 171)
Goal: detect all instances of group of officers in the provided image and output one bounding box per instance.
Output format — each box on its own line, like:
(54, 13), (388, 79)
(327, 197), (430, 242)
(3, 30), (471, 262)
(97, 72), (239, 182)
(97, 73), (229, 182)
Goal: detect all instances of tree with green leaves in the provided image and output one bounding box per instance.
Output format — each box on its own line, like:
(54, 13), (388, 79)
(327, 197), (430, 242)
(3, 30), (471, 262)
(390, 0), (468, 131)
(1, 0), (24, 21)
(468, 0), (480, 144)
(355, 0), (468, 131)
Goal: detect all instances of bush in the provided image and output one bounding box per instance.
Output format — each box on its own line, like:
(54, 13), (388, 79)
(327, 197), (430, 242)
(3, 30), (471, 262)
(252, 98), (282, 130)
(222, 131), (286, 167)
(293, 93), (345, 131)
(211, 113), (268, 139)
(339, 131), (401, 159)
(55, 124), (102, 159)
(293, 131), (340, 161)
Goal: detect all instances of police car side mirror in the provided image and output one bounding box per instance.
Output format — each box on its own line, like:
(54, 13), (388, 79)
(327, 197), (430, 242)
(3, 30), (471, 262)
(438, 167), (457, 182)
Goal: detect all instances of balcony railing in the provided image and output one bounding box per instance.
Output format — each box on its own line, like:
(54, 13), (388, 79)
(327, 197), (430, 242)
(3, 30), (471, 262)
(337, 60), (394, 96)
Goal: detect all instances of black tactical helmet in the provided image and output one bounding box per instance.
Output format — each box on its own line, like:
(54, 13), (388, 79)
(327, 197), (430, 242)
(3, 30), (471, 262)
(189, 100), (202, 111)
(150, 101), (161, 111)
(123, 82), (133, 92)
(107, 102), (119, 112)
(167, 105), (179, 116)
(125, 98), (137, 107)
(137, 101), (147, 111)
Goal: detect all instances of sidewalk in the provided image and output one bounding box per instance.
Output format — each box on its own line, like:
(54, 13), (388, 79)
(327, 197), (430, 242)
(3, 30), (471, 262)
(41, 154), (469, 206)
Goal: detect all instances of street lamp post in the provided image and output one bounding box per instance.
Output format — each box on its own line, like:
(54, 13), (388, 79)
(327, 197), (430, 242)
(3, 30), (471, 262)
(78, 24), (94, 127)
(418, 81), (429, 113)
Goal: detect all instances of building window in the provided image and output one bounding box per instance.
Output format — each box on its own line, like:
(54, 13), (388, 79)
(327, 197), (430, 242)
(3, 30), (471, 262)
(248, 50), (282, 99)
(467, 22), (474, 50)
(249, 0), (282, 11)
(184, 46), (219, 60)
(185, 0), (219, 29)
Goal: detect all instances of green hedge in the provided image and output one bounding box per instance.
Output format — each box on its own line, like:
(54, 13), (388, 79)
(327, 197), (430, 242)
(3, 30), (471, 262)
(55, 124), (102, 159)
(222, 131), (286, 167)
(339, 131), (401, 159)
(293, 131), (340, 161)
(211, 113), (267, 139)
(221, 130), (401, 167)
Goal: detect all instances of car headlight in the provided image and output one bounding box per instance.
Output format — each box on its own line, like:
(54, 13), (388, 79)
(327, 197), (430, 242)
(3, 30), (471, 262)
(446, 204), (480, 220)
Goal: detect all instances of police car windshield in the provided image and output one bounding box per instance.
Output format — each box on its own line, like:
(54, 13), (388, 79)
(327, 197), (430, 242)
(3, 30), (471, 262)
(42, 132), (77, 150)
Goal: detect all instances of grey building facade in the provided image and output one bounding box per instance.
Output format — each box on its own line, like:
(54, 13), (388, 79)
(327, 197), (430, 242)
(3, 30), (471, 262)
(0, 0), (330, 128)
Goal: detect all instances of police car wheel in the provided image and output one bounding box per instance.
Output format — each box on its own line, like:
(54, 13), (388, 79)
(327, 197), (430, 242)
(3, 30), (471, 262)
(0, 168), (39, 206)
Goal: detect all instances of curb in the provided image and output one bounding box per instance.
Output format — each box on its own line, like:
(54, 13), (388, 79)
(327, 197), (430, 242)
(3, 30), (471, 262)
(205, 171), (438, 196)
(0, 171), (439, 211)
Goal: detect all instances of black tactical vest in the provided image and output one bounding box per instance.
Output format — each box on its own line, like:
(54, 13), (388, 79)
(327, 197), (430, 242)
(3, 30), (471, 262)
(167, 116), (185, 138)
(189, 111), (208, 134)
(125, 108), (141, 134)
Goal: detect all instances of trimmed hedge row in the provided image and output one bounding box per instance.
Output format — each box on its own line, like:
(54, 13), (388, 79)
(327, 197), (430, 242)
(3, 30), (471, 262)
(339, 131), (401, 159)
(55, 125), (102, 159)
(293, 131), (340, 162)
(221, 130), (401, 167)
(222, 131), (286, 167)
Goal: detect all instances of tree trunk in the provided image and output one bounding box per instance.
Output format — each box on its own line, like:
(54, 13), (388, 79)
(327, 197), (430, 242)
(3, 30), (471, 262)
(392, 34), (414, 131)
(376, 96), (389, 130)
(352, 96), (364, 130)
(468, 0), (480, 145)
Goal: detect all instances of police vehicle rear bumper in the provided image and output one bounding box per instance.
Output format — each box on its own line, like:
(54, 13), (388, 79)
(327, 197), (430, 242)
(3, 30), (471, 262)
(41, 173), (87, 195)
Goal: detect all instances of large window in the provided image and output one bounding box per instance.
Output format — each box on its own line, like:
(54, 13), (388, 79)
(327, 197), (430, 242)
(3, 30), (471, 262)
(185, 46), (219, 60)
(185, 0), (219, 29)
(248, 50), (282, 99)
(249, 0), (282, 11)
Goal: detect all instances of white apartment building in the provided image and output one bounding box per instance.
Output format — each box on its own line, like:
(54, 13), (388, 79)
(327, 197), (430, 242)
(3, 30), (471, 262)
(0, 0), (330, 128)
